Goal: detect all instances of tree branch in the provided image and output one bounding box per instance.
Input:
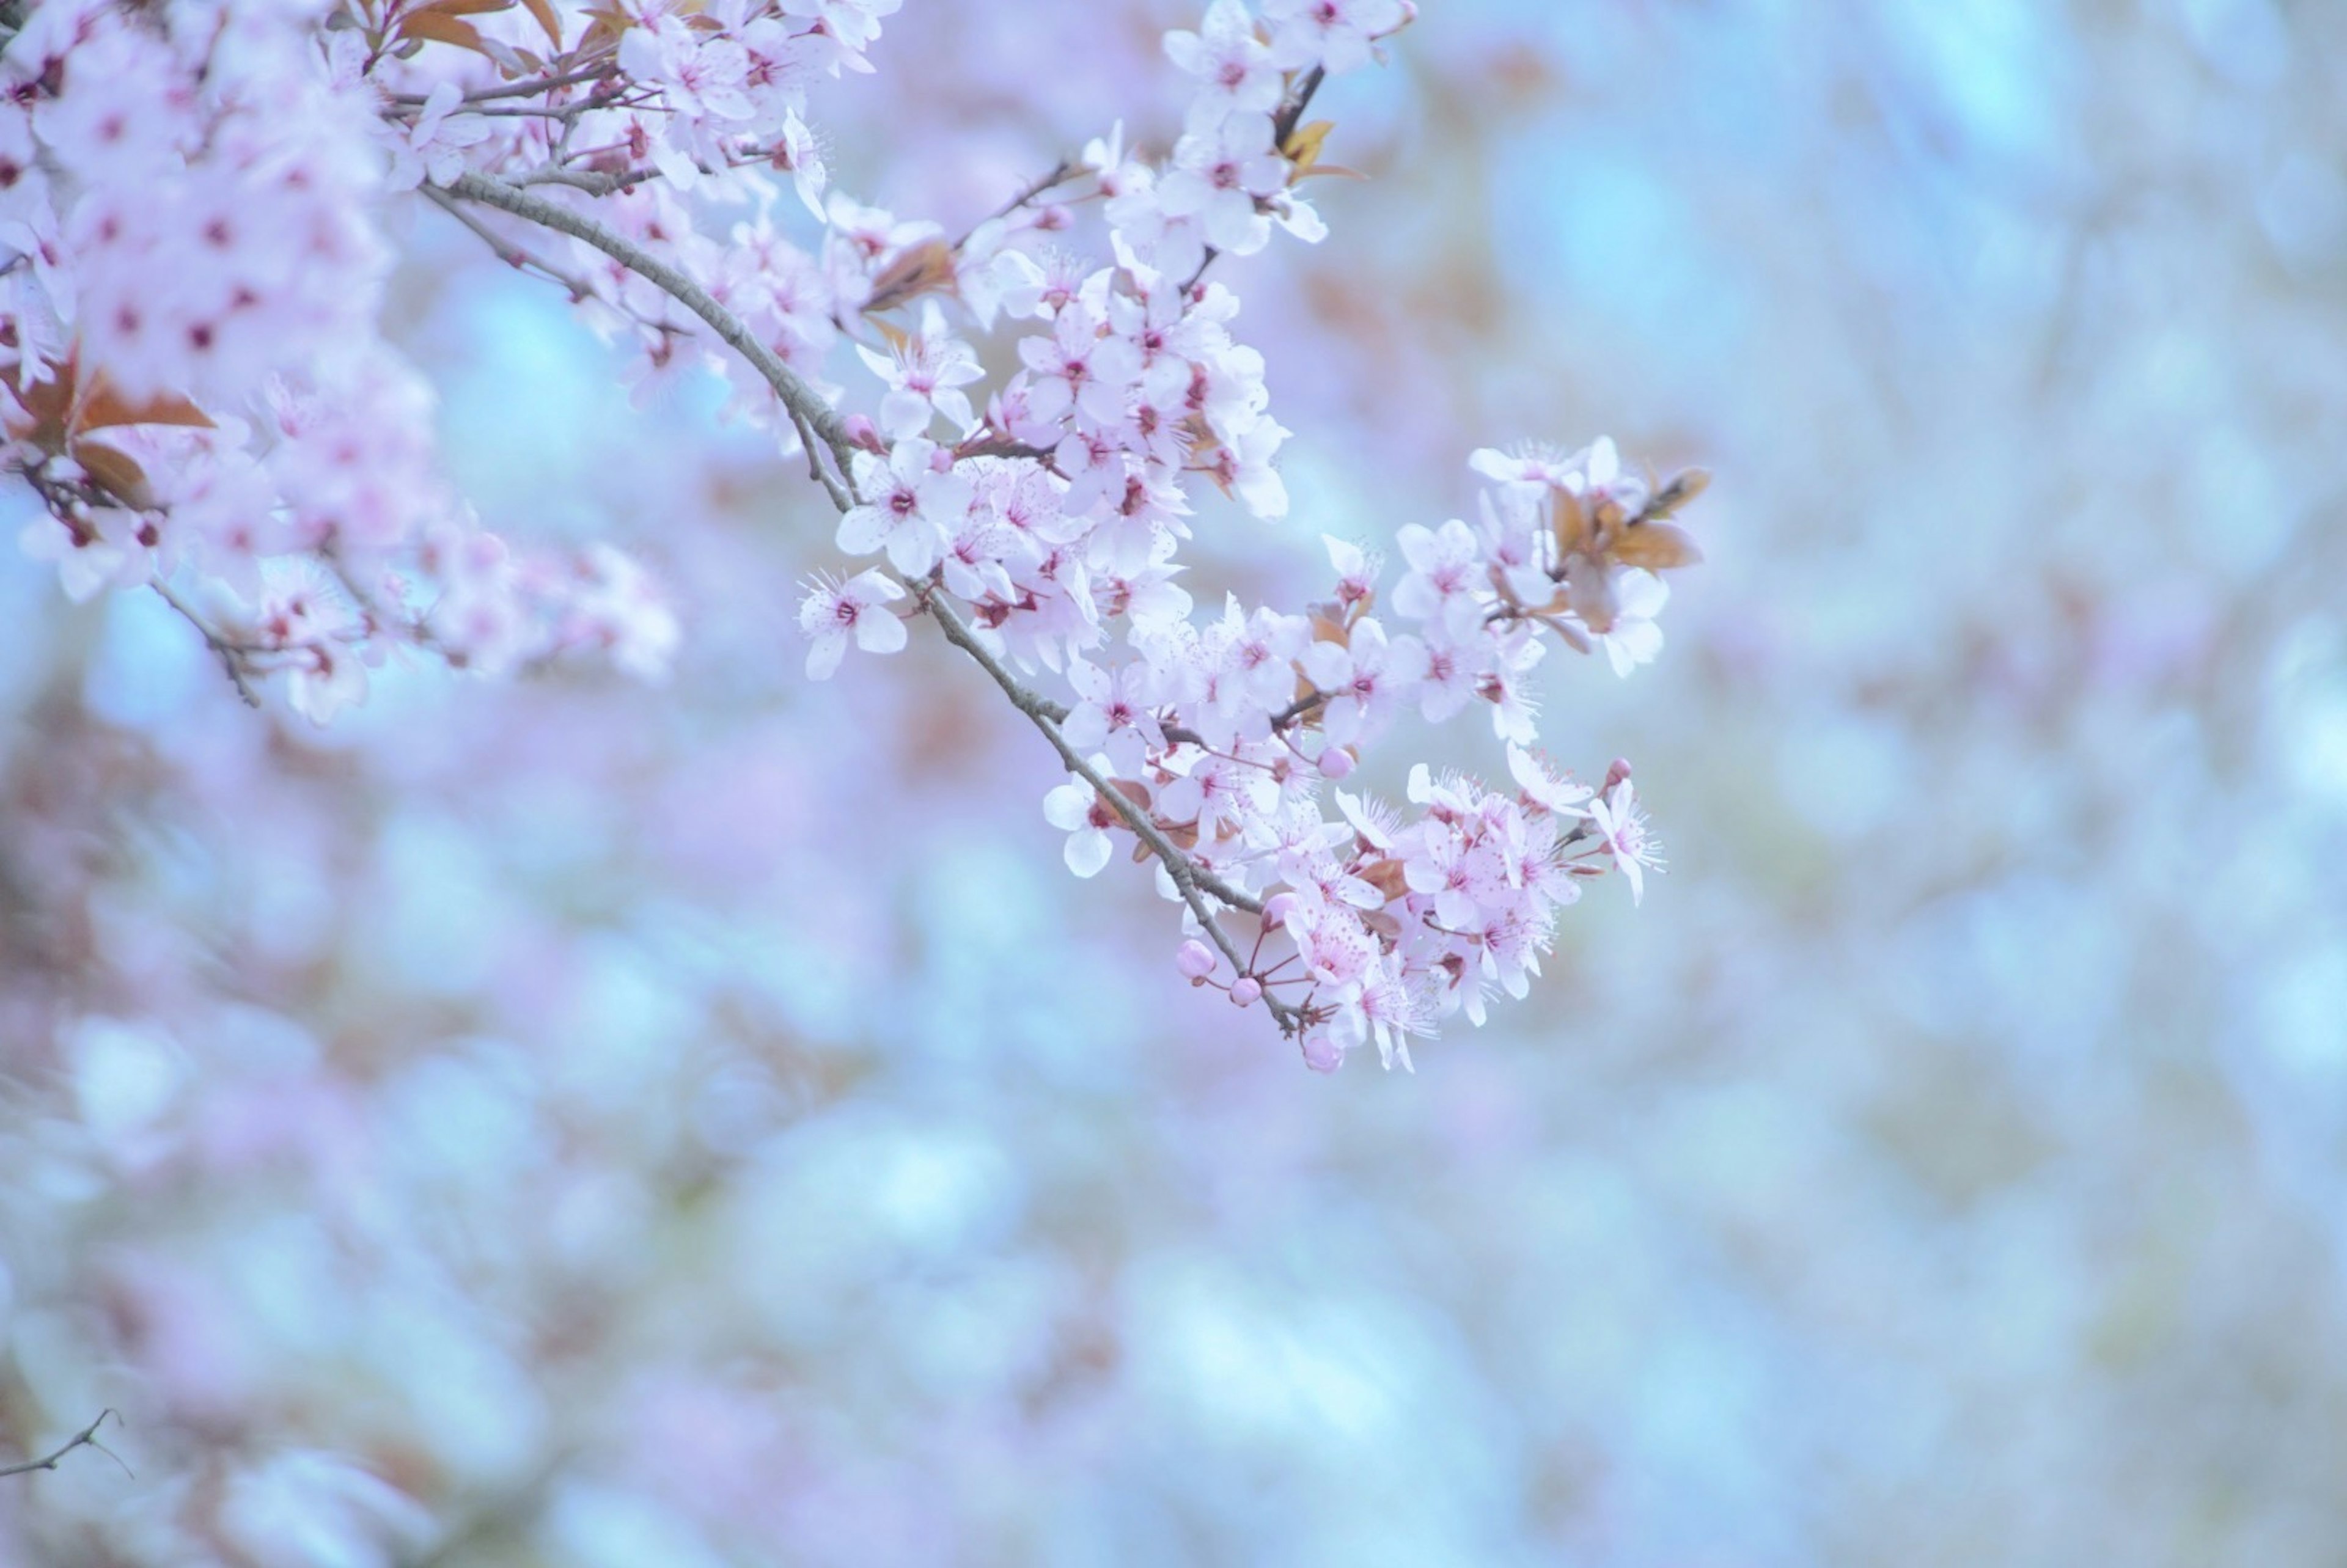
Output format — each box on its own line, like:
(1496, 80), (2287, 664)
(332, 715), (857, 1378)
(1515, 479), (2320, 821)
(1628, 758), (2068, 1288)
(151, 581), (262, 709)
(421, 184), (600, 299)
(954, 159), (1076, 251)
(920, 588), (1298, 1034)
(439, 172), (857, 467)
(446, 166), (1302, 1033)
(1, 1409), (129, 1480)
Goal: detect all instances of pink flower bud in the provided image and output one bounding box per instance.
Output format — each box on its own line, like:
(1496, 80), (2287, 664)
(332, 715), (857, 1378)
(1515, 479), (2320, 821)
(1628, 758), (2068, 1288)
(1175, 939), (1216, 981)
(843, 414), (883, 450)
(1604, 757), (1634, 791)
(1229, 976), (1263, 1008)
(1300, 1030), (1342, 1073)
(1260, 893), (1297, 930)
(1317, 747), (1354, 780)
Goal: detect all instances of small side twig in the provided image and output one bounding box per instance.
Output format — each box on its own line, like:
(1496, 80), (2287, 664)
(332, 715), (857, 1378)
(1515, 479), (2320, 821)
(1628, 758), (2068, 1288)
(421, 185), (598, 299)
(954, 159), (1076, 250)
(1, 1409), (131, 1481)
(151, 581), (261, 708)
(441, 172), (856, 466)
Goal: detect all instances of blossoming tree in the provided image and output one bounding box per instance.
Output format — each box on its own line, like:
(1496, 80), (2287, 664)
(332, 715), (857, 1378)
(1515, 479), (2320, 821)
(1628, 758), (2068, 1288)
(5, 0), (1699, 1085)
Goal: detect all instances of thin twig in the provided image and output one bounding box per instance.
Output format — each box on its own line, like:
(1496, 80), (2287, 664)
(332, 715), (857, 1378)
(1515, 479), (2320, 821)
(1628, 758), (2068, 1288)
(150, 581), (261, 709)
(1, 1409), (130, 1480)
(515, 166), (661, 195)
(1271, 65), (1328, 148)
(441, 172), (856, 465)
(786, 407), (854, 512)
(421, 185), (597, 298)
(954, 159), (1076, 250)
(391, 60), (618, 107)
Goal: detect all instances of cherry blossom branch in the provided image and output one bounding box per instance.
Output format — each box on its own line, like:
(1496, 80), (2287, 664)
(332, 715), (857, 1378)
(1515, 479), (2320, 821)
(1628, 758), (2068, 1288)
(391, 61), (620, 108)
(918, 585), (1298, 1034)
(150, 581), (262, 709)
(1, 1409), (129, 1480)
(1271, 64), (1327, 147)
(515, 166), (661, 196)
(439, 172), (857, 463)
(440, 166), (1296, 1022)
(421, 184), (597, 298)
(955, 160), (1076, 249)
(786, 406), (856, 512)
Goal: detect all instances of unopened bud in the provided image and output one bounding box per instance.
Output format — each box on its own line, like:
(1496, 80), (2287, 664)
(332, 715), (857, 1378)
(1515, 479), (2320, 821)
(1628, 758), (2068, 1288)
(1317, 746), (1354, 780)
(1261, 893), (1297, 930)
(1175, 939), (1217, 981)
(1301, 1030), (1342, 1073)
(1603, 757), (1633, 791)
(842, 414), (884, 451)
(1229, 976), (1263, 1008)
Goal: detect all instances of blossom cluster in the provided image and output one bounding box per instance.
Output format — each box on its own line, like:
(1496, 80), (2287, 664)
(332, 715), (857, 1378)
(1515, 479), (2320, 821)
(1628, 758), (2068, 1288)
(6, 0), (1702, 1070)
(774, 1), (1700, 1070)
(1, 0), (680, 722)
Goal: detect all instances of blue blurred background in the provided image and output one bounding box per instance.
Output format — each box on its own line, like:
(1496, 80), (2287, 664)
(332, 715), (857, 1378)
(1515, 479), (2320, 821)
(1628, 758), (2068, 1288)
(5, 1), (2346, 1562)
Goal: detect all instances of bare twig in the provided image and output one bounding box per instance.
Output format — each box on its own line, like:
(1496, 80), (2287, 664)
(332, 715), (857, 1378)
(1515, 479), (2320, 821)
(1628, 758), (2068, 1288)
(421, 184), (600, 299)
(1271, 65), (1327, 148)
(390, 60), (618, 107)
(786, 406), (855, 512)
(955, 159), (1076, 250)
(1, 1409), (130, 1480)
(150, 581), (261, 709)
(515, 166), (661, 196)
(441, 172), (857, 466)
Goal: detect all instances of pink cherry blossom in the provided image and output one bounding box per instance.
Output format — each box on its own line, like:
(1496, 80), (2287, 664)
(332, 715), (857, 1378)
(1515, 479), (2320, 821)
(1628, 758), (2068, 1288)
(797, 568), (908, 678)
(1587, 777), (1666, 905)
(1299, 616), (1423, 747)
(1263, 0), (1412, 74)
(1042, 775), (1123, 878)
(1165, 0), (1285, 125)
(836, 439), (973, 576)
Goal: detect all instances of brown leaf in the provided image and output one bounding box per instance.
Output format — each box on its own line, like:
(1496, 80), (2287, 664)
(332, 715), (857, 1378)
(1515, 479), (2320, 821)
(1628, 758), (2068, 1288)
(1282, 119), (1334, 179)
(4, 365), (74, 447)
(517, 0), (563, 48)
(1611, 520), (1703, 571)
(576, 5), (632, 52)
(396, 10), (490, 53)
(76, 382), (213, 435)
(864, 238), (957, 315)
(1647, 466), (1710, 518)
(1361, 857), (1410, 901)
(1549, 482), (1590, 559)
(70, 438), (154, 508)
(406, 0), (514, 17)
